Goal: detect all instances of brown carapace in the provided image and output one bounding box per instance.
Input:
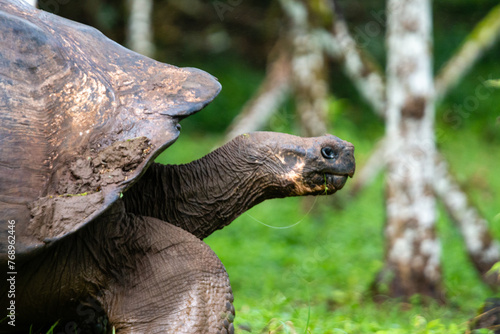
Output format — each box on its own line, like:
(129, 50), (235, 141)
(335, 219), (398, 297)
(0, 1), (355, 333)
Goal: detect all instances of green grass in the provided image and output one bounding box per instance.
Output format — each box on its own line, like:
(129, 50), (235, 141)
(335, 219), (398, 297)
(156, 127), (499, 334)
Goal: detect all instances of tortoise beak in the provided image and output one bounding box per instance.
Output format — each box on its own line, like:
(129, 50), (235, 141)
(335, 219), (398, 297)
(306, 135), (355, 194)
(285, 134), (355, 195)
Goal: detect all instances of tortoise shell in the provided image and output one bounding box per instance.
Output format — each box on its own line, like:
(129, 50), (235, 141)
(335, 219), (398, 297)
(0, 0), (221, 255)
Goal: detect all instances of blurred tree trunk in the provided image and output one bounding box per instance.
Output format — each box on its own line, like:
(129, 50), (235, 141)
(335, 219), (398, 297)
(334, 2), (500, 195)
(434, 154), (500, 289)
(374, 0), (445, 302)
(224, 0), (500, 296)
(226, 41), (291, 139)
(285, 0), (329, 137)
(127, 0), (154, 57)
(227, 0), (331, 138)
(329, 0), (500, 291)
(326, 0), (386, 118)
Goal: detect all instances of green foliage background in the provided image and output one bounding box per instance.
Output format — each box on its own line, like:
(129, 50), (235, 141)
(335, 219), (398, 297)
(156, 121), (500, 333)
(45, 0), (500, 332)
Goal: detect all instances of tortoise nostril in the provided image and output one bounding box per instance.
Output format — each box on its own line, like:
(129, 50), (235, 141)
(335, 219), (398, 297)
(321, 147), (337, 160)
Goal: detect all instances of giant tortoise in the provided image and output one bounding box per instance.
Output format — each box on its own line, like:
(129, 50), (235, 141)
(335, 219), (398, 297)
(0, 1), (355, 333)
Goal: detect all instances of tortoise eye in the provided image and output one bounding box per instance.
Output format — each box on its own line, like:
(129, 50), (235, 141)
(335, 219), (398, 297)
(321, 147), (337, 160)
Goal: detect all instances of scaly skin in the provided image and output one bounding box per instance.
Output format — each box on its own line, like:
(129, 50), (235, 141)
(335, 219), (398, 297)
(0, 132), (354, 333)
(124, 132), (355, 239)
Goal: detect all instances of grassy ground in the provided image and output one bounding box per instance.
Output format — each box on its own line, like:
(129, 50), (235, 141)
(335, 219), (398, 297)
(156, 125), (500, 334)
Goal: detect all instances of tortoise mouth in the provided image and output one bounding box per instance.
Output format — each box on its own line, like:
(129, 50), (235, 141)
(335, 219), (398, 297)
(323, 173), (349, 193)
(301, 171), (350, 195)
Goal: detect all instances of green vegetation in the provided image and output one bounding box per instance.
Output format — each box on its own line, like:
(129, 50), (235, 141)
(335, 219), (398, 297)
(153, 30), (500, 329)
(39, 321), (58, 334)
(46, 1), (500, 332)
(154, 7), (500, 328)
(155, 124), (500, 333)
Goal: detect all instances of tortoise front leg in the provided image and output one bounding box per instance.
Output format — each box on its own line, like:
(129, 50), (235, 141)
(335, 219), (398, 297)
(105, 216), (235, 334)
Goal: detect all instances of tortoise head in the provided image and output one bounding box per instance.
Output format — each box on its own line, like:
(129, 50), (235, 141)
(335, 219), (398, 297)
(234, 132), (355, 196)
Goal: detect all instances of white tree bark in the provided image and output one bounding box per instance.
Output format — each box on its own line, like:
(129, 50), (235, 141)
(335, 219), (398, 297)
(226, 47), (291, 139)
(337, 1), (500, 291)
(127, 0), (155, 57)
(434, 153), (500, 289)
(291, 34), (328, 137)
(282, 0), (329, 137)
(224, 0), (500, 294)
(326, 0), (386, 117)
(228, 0), (329, 139)
(378, 0), (444, 300)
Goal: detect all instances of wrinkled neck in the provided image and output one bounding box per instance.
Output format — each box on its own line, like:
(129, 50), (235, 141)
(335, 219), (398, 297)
(124, 140), (290, 239)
